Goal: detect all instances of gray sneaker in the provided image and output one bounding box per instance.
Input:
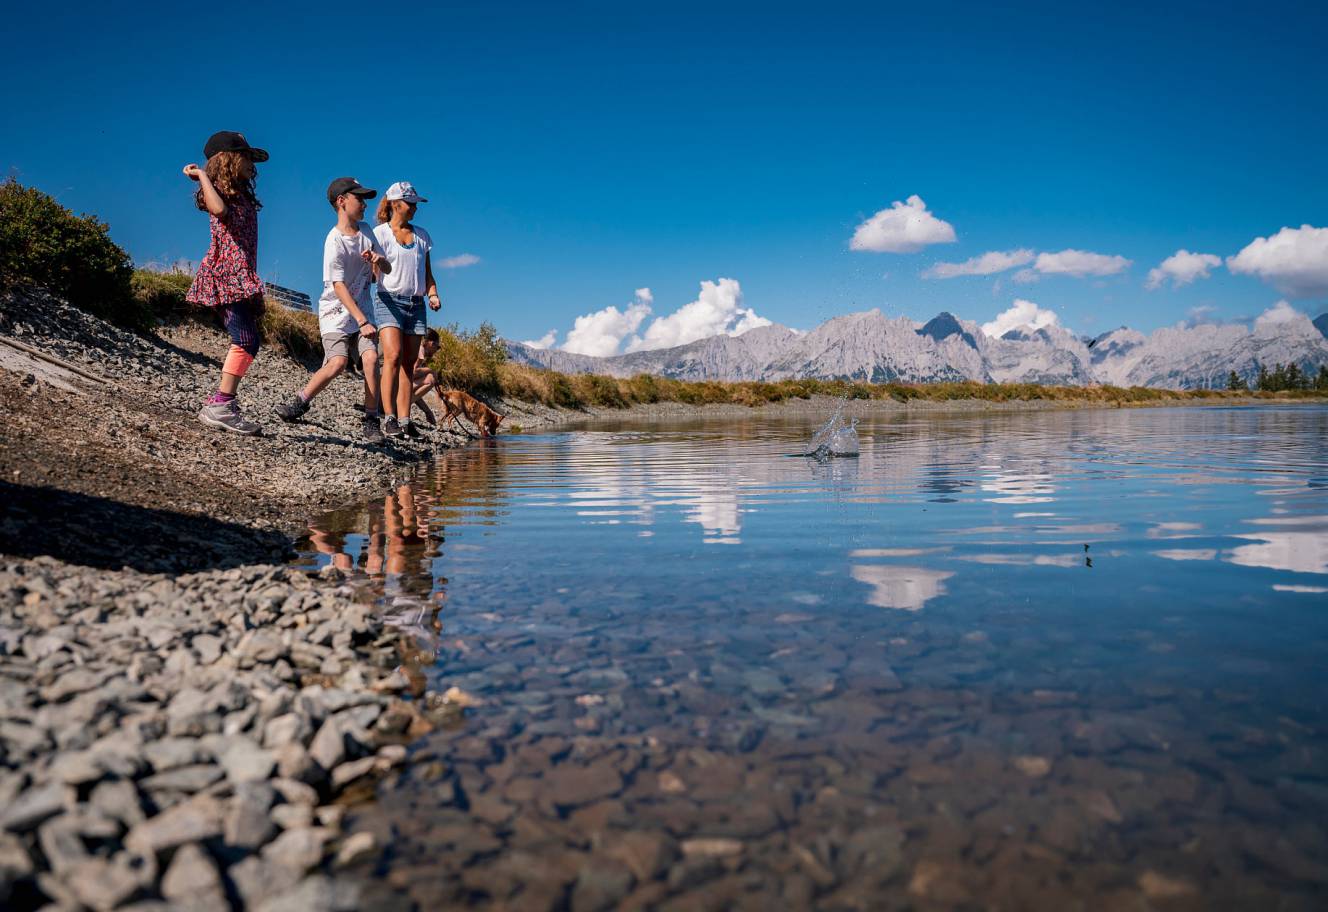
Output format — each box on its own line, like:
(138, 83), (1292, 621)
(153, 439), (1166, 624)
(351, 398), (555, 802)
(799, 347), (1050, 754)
(362, 414), (384, 443)
(275, 395), (310, 422)
(383, 416), (402, 438)
(198, 400), (260, 436)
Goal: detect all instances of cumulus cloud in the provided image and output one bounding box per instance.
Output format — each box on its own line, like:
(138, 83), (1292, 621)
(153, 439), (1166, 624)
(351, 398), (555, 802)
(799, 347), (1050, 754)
(561, 289), (653, 357)
(438, 253), (481, 269)
(1227, 225), (1328, 298)
(627, 278), (770, 352)
(1146, 249), (1222, 289)
(1033, 249), (1132, 277)
(923, 249), (1034, 279)
(1011, 268), (1040, 285)
(981, 299), (1060, 338)
(522, 330), (558, 350)
(1253, 299), (1305, 329)
(849, 195), (956, 254)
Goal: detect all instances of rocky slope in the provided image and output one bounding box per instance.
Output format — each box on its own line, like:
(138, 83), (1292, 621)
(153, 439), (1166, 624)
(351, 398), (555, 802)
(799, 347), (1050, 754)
(509, 307), (1328, 389)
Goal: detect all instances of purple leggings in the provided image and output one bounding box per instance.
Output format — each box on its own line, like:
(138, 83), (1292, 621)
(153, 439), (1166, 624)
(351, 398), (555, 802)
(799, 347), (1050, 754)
(221, 295), (264, 357)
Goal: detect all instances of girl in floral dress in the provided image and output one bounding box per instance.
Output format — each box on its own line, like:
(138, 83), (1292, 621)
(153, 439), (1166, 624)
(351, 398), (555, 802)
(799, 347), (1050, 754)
(182, 131), (269, 435)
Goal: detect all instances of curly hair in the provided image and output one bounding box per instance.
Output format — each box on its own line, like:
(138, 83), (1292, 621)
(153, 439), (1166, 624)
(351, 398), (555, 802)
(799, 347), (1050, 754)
(195, 150), (261, 212)
(376, 197), (410, 224)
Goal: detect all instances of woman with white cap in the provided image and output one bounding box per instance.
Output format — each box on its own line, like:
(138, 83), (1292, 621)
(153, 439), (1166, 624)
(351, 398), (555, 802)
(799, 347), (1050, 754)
(373, 181), (441, 438)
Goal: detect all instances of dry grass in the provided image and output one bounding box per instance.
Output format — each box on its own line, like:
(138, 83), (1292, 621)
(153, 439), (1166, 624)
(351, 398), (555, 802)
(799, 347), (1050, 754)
(485, 365), (1324, 410)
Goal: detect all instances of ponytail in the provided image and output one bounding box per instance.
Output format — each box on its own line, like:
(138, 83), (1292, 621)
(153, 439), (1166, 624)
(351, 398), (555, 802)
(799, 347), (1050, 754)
(375, 197), (393, 224)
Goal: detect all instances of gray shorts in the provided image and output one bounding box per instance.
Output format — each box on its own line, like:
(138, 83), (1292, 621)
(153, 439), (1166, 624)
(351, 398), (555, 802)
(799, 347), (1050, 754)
(321, 332), (377, 365)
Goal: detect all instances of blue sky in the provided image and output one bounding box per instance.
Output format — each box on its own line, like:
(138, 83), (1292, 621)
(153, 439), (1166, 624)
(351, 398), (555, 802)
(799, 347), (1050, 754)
(4, 1), (1325, 352)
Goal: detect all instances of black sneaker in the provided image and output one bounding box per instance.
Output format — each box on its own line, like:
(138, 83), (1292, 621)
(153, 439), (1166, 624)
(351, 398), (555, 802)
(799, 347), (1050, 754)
(402, 419), (421, 439)
(383, 416), (402, 438)
(275, 395), (310, 422)
(362, 414), (384, 443)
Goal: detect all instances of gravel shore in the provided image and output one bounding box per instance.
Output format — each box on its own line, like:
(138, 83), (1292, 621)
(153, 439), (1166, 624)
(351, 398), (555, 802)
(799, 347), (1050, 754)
(0, 292), (493, 909)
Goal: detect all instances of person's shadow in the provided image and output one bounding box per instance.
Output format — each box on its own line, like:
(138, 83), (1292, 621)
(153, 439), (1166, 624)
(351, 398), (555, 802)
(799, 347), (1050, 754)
(0, 482), (293, 573)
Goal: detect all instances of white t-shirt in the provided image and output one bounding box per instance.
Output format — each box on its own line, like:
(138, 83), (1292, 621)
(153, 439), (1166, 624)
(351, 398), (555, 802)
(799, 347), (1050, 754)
(373, 223), (433, 297)
(318, 222), (386, 335)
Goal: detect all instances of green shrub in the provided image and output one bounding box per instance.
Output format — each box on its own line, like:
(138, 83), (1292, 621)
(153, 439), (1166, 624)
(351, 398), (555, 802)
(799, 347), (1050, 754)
(431, 321), (508, 393)
(0, 178), (147, 328)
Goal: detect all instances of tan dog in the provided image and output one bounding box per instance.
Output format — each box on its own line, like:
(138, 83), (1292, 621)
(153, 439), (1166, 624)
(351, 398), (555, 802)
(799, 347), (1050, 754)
(440, 390), (505, 438)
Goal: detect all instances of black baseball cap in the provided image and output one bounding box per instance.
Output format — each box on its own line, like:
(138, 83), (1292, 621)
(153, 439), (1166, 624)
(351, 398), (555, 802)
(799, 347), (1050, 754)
(327, 177), (377, 204)
(203, 131), (269, 162)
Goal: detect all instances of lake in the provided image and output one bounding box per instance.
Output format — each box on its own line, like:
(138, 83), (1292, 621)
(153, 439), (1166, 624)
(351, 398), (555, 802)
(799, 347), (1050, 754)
(294, 404), (1328, 909)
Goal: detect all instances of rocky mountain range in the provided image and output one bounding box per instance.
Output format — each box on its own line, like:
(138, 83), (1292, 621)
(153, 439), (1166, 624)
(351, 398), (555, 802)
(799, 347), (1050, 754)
(507, 308), (1328, 389)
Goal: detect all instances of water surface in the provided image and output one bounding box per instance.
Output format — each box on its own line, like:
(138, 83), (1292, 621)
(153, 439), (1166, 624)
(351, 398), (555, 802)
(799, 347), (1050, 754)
(295, 405), (1328, 909)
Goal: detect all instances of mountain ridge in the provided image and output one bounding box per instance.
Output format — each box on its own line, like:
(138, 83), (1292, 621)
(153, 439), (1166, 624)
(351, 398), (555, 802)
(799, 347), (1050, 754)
(508, 309), (1328, 390)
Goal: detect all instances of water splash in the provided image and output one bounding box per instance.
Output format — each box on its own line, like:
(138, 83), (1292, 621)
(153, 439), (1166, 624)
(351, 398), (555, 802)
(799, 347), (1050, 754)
(806, 400), (860, 460)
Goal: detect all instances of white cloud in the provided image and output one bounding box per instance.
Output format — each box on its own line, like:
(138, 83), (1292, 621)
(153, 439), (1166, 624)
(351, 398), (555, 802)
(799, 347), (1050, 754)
(1146, 249), (1222, 289)
(1226, 225), (1328, 298)
(522, 330), (557, 350)
(849, 195), (956, 254)
(1011, 268), (1040, 285)
(439, 253), (481, 269)
(560, 289), (653, 357)
(923, 249), (1034, 279)
(981, 299), (1060, 338)
(1253, 299), (1305, 329)
(1033, 249), (1132, 277)
(627, 278), (770, 352)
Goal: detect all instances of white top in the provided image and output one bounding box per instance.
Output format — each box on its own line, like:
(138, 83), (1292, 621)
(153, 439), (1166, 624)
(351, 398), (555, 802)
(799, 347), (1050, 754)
(373, 222), (433, 298)
(318, 222), (386, 335)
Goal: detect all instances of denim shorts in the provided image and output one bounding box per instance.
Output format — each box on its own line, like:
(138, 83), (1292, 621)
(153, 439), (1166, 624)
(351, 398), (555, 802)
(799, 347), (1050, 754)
(374, 291), (428, 336)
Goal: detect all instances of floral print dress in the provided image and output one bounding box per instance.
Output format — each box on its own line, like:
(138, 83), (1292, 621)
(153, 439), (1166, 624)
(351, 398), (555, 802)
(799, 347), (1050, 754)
(186, 196), (264, 308)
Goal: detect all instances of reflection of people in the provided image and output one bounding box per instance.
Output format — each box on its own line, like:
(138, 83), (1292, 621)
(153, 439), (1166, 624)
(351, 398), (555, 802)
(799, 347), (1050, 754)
(275, 178), (389, 443)
(412, 329), (443, 426)
(183, 131), (269, 436)
(305, 520), (353, 573)
(373, 182), (441, 440)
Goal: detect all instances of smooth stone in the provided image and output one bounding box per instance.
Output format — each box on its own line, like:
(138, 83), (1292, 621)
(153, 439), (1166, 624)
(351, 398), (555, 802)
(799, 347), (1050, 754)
(140, 763), (224, 794)
(271, 804), (314, 831)
(608, 830), (678, 882)
(221, 738), (276, 784)
(0, 782), (70, 832)
(308, 718), (346, 771)
(262, 827), (332, 873)
(160, 843), (227, 912)
(124, 795), (223, 855)
(65, 851), (156, 912)
(1138, 870), (1199, 899)
(1013, 755), (1052, 778)
(89, 779), (145, 828)
(253, 873), (361, 912)
(680, 837), (744, 858)
(330, 756), (378, 790)
(334, 831), (378, 868)
(572, 857), (636, 912)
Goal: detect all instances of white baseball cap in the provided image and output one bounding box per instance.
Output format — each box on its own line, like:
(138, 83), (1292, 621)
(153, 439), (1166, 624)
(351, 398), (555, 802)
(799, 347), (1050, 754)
(384, 181), (428, 203)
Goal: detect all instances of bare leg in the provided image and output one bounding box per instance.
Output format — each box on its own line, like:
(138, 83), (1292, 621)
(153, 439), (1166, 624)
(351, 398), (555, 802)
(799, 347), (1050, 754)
(218, 371), (241, 395)
(396, 335), (423, 420)
(360, 348), (381, 413)
(300, 357), (348, 400)
(379, 328), (404, 418)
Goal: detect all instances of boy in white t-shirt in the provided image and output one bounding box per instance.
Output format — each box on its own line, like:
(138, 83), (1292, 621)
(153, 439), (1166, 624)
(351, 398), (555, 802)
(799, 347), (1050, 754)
(275, 177), (391, 442)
